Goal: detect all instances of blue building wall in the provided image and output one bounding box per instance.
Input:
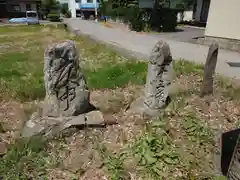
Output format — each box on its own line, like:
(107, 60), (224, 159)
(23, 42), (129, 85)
(79, 2), (100, 9)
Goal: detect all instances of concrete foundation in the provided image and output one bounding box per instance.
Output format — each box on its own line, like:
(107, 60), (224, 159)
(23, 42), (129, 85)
(196, 36), (240, 53)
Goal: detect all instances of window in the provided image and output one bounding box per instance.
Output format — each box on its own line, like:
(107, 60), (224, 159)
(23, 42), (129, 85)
(87, 0), (93, 3)
(9, 4), (21, 12)
(26, 12), (37, 17)
(26, 4), (31, 11)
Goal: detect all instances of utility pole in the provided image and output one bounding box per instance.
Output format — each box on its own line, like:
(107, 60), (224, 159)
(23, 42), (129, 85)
(69, 0), (76, 18)
(94, 0), (98, 22)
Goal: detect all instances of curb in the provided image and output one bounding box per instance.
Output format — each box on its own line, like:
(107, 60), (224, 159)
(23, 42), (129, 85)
(183, 25), (206, 30)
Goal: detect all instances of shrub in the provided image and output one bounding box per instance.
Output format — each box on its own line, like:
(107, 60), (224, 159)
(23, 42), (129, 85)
(47, 12), (60, 22)
(101, 5), (178, 32)
(60, 3), (68, 15)
(126, 7), (145, 32)
(161, 8), (178, 32)
(65, 10), (71, 18)
(149, 8), (178, 32)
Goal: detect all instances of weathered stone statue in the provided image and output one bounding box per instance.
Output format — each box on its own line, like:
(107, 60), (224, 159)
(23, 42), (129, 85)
(200, 43), (219, 97)
(130, 41), (173, 116)
(43, 40), (90, 117)
(144, 41), (172, 110)
(22, 41), (116, 138)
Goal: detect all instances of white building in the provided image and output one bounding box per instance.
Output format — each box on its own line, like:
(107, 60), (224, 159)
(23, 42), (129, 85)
(68, 0), (99, 18)
(138, 0), (210, 23)
(205, 0), (240, 40)
(177, 0), (210, 23)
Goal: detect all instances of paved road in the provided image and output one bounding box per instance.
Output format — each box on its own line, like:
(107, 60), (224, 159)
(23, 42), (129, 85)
(107, 20), (205, 43)
(151, 26), (205, 43)
(66, 19), (240, 79)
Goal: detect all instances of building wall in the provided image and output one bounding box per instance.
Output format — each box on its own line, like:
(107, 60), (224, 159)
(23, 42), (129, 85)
(176, 0), (203, 23)
(7, 2), (37, 12)
(205, 0), (240, 40)
(194, 0), (202, 22)
(67, 0), (99, 10)
(19, 3), (37, 11)
(68, 0), (99, 17)
(177, 10), (193, 22)
(77, 0), (99, 9)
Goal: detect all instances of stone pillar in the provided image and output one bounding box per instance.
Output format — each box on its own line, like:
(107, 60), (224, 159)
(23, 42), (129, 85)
(22, 41), (116, 138)
(144, 41), (172, 110)
(43, 40), (90, 117)
(200, 43), (218, 97)
(130, 41), (173, 117)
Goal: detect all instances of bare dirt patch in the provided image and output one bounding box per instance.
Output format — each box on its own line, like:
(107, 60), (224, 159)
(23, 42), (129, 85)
(1, 72), (239, 179)
(0, 101), (25, 144)
(42, 74), (240, 180)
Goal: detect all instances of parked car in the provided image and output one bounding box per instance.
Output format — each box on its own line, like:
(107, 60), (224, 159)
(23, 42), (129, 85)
(26, 11), (40, 25)
(9, 17), (27, 24)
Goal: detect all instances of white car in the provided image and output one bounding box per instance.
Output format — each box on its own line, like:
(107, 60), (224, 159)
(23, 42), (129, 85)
(26, 11), (40, 25)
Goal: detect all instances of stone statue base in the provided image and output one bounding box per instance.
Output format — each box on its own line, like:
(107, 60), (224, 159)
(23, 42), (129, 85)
(21, 40), (117, 139)
(129, 96), (170, 117)
(22, 110), (106, 138)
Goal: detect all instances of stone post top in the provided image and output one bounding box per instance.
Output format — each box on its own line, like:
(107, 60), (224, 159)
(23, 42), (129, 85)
(44, 40), (80, 71)
(44, 40), (77, 52)
(150, 40), (172, 65)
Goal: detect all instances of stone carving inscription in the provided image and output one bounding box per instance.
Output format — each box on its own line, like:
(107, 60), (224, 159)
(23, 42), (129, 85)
(21, 40), (114, 138)
(43, 40), (90, 117)
(144, 41), (172, 110)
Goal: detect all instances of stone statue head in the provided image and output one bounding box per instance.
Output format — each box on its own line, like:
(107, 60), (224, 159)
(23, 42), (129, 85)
(150, 41), (172, 66)
(44, 41), (80, 94)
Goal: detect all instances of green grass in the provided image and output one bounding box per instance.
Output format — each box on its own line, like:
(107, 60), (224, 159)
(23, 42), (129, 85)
(0, 25), (239, 102)
(84, 61), (147, 89)
(0, 25), (41, 33)
(0, 50), (147, 101)
(216, 76), (240, 100)
(98, 97), (226, 180)
(173, 59), (204, 76)
(0, 25), (147, 101)
(130, 122), (180, 180)
(97, 144), (127, 180)
(0, 24), (65, 34)
(181, 113), (213, 143)
(0, 137), (57, 180)
(0, 51), (44, 101)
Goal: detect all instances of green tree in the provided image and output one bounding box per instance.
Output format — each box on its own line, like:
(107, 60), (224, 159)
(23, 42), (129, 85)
(171, 0), (194, 9)
(60, 3), (68, 15)
(153, 0), (194, 9)
(41, 0), (60, 16)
